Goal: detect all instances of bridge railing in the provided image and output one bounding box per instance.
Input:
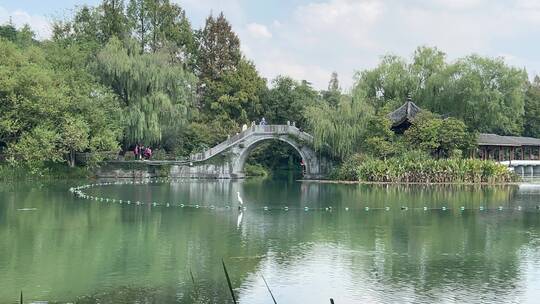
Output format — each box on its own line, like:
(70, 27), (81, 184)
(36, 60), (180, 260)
(189, 125), (313, 162)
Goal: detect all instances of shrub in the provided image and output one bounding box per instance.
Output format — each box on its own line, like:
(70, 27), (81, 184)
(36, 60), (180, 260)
(244, 163), (268, 177)
(152, 149), (168, 160)
(338, 156), (516, 183)
(331, 153), (368, 180)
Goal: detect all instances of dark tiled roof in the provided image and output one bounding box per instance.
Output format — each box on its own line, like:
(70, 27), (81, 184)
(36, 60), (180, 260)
(388, 98), (422, 126)
(478, 134), (540, 146)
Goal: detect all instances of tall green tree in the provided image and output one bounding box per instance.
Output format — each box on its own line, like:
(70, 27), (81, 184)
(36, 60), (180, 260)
(127, 0), (149, 50)
(0, 23), (35, 47)
(100, 0), (128, 41)
(196, 12), (241, 81)
(95, 37), (197, 146)
(305, 90), (373, 159)
(204, 58), (267, 124)
(356, 54), (414, 112)
(409, 46), (446, 110)
(433, 56), (527, 134)
(405, 112), (475, 158)
(354, 47), (528, 135)
(322, 72), (341, 107)
(0, 21), (17, 42)
(523, 76), (540, 138)
(127, 0), (196, 65)
(195, 12), (246, 124)
(263, 76), (319, 127)
(0, 36), (122, 170)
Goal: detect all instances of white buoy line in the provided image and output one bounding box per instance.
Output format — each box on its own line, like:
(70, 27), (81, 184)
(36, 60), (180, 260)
(68, 178), (539, 212)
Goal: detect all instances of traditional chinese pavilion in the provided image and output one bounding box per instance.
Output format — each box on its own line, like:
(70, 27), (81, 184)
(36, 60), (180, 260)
(388, 97), (540, 162)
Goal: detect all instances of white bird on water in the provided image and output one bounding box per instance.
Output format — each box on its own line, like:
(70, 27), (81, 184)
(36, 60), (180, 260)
(237, 191), (244, 210)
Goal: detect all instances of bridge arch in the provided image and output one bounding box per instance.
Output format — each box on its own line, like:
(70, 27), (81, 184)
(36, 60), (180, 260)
(184, 125), (331, 179)
(233, 135), (311, 177)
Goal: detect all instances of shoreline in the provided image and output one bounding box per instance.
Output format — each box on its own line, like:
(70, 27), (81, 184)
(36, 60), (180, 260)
(298, 179), (527, 186)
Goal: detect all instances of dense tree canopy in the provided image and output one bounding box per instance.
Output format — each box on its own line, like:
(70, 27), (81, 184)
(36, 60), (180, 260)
(0, 38), (121, 171)
(355, 47), (528, 135)
(305, 90), (372, 159)
(263, 76), (319, 127)
(524, 77), (540, 138)
(404, 112), (476, 158)
(96, 37), (196, 146)
(322, 72), (341, 107)
(0, 1), (539, 174)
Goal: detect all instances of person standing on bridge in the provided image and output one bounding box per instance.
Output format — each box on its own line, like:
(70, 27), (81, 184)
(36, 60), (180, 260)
(260, 117), (267, 126)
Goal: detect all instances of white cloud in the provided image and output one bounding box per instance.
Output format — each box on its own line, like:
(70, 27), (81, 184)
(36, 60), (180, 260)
(294, 0), (382, 48)
(235, 0), (540, 89)
(428, 0), (487, 10)
(297, 0), (382, 28)
(259, 59), (332, 88)
(173, 0), (245, 27)
(0, 6), (52, 40)
(246, 22), (272, 39)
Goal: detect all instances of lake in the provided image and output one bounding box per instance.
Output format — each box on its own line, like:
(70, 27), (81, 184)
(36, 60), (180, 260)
(1, 178), (540, 303)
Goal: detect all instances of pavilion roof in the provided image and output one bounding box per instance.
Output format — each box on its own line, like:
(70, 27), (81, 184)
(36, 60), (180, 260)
(388, 96), (422, 127)
(478, 133), (540, 147)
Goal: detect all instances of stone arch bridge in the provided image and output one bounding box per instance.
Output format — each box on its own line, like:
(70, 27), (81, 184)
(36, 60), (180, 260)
(170, 125), (331, 179)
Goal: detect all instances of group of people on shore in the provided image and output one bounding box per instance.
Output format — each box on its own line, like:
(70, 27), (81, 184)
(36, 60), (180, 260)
(134, 144), (152, 160)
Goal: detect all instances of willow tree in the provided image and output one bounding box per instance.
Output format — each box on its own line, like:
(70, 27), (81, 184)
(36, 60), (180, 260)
(429, 55), (527, 135)
(524, 76), (540, 138)
(355, 55), (414, 112)
(96, 37), (197, 146)
(305, 89), (374, 160)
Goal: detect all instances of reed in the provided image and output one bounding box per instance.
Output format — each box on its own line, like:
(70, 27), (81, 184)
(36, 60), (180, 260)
(222, 259), (237, 304)
(336, 156), (516, 183)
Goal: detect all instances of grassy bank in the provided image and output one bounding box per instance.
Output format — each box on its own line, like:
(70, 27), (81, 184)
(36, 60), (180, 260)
(333, 155), (517, 184)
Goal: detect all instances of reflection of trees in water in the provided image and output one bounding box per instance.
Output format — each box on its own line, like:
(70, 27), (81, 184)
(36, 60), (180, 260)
(313, 183), (520, 209)
(0, 181), (538, 303)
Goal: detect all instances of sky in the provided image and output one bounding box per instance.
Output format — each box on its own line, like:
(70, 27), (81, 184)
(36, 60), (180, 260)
(2, 0), (540, 90)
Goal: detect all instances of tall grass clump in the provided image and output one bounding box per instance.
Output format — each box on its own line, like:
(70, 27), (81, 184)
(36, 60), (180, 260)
(335, 154), (517, 184)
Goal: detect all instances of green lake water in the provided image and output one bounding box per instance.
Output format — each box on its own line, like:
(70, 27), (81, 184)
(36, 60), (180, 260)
(2, 178), (540, 303)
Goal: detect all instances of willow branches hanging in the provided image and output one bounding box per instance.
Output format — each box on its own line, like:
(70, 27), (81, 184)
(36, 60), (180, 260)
(96, 37), (197, 145)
